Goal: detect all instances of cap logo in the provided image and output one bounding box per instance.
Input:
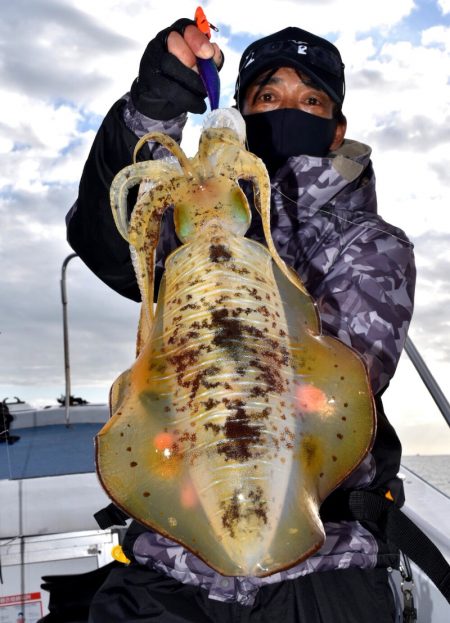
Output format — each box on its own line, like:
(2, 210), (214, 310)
(243, 51), (255, 69)
(242, 40), (311, 70)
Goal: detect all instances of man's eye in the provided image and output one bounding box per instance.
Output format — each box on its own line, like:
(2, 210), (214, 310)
(306, 96), (320, 105)
(258, 92), (274, 102)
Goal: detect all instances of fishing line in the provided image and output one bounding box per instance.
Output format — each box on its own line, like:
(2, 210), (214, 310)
(270, 184), (414, 247)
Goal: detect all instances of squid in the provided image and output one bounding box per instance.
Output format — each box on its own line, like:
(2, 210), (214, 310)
(96, 108), (375, 577)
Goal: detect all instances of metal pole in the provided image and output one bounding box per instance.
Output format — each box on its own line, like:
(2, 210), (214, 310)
(404, 336), (450, 427)
(60, 253), (77, 427)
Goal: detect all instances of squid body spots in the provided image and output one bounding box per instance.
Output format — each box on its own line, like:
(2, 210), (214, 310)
(299, 435), (324, 474)
(209, 243), (232, 263)
(220, 486), (268, 538)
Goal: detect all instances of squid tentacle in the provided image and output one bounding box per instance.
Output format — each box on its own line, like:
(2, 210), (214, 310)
(209, 142), (309, 295)
(110, 160), (181, 241)
(133, 132), (195, 179)
(129, 178), (183, 324)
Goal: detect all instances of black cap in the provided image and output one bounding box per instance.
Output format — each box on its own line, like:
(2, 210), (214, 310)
(235, 27), (345, 109)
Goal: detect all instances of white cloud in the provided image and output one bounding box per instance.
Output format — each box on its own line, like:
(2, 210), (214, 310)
(206, 0), (416, 37)
(383, 354), (450, 454)
(0, 92), (83, 194)
(438, 0), (450, 14)
(422, 24), (450, 48)
(338, 30), (450, 247)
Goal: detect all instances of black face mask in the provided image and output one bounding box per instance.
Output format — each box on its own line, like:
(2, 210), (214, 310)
(243, 108), (338, 176)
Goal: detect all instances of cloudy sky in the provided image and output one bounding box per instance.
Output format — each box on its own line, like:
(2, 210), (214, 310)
(1, 0), (449, 454)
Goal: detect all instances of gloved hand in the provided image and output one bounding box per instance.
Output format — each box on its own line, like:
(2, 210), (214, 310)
(130, 18), (223, 120)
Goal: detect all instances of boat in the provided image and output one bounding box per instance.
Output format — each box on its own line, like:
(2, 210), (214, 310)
(0, 401), (114, 621)
(1, 338), (449, 621)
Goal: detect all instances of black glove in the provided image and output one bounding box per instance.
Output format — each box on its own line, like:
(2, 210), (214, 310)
(131, 18), (210, 120)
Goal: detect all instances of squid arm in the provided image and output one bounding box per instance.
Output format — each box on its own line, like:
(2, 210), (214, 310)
(211, 143), (309, 296)
(109, 133), (189, 325)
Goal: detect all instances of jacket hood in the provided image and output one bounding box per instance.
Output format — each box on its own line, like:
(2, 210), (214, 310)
(270, 138), (377, 218)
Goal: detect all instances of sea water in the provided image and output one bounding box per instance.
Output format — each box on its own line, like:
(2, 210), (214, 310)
(402, 455), (450, 497)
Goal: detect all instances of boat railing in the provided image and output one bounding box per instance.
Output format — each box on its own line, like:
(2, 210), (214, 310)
(404, 336), (450, 428)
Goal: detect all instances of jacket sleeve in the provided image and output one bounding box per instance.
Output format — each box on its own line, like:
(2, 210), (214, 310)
(66, 96), (185, 301)
(314, 228), (416, 394)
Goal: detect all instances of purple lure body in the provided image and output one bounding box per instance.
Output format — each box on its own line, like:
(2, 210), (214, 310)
(197, 57), (220, 110)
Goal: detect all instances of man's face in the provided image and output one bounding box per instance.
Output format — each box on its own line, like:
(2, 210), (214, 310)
(242, 66), (335, 119)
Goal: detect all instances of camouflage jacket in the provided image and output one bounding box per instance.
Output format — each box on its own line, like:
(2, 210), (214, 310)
(67, 96), (416, 606)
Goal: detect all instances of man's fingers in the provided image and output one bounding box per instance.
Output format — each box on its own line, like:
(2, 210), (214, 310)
(211, 43), (224, 69)
(167, 25), (223, 70)
(183, 24), (215, 59)
(167, 31), (197, 68)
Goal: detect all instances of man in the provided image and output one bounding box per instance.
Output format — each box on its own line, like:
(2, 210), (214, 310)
(0, 400), (20, 444)
(67, 19), (416, 623)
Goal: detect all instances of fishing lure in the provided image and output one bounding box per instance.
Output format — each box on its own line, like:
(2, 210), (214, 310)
(96, 108), (375, 577)
(195, 6), (220, 110)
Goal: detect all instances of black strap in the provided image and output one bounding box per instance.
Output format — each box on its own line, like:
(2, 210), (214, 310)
(95, 491), (450, 603)
(93, 503), (128, 530)
(321, 490), (450, 604)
